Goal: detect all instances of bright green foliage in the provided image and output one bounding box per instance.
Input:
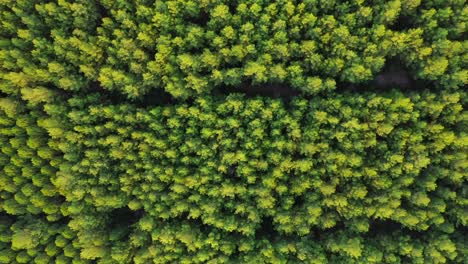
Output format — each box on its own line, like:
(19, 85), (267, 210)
(1, 1), (466, 99)
(0, 0), (467, 263)
(399, 0), (468, 89)
(0, 91), (467, 263)
(0, 0), (101, 98)
(0, 103), (64, 221)
(1, 91), (466, 263)
(6, 90), (457, 263)
(0, 215), (89, 264)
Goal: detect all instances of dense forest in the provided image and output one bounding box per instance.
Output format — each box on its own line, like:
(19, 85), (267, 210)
(0, 0), (467, 263)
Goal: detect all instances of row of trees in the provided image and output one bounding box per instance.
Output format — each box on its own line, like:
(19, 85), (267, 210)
(0, 213), (465, 264)
(0, 215), (90, 264)
(2, 89), (465, 263)
(1, 0), (466, 99)
(0, 98), (64, 221)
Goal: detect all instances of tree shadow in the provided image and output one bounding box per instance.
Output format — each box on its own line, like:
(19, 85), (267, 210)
(336, 58), (431, 93)
(255, 216), (276, 240)
(216, 81), (301, 102)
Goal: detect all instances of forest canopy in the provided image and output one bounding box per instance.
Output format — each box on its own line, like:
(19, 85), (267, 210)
(0, 0), (467, 263)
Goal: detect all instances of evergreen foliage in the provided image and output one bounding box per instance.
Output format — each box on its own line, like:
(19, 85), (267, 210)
(0, 0), (467, 263)
(1, 0), (466, 99)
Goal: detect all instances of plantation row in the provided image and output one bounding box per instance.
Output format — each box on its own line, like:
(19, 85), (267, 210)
(1, 0), (466, 99)
(0, 214), (466, 264)
(1, 90), (466, 263)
